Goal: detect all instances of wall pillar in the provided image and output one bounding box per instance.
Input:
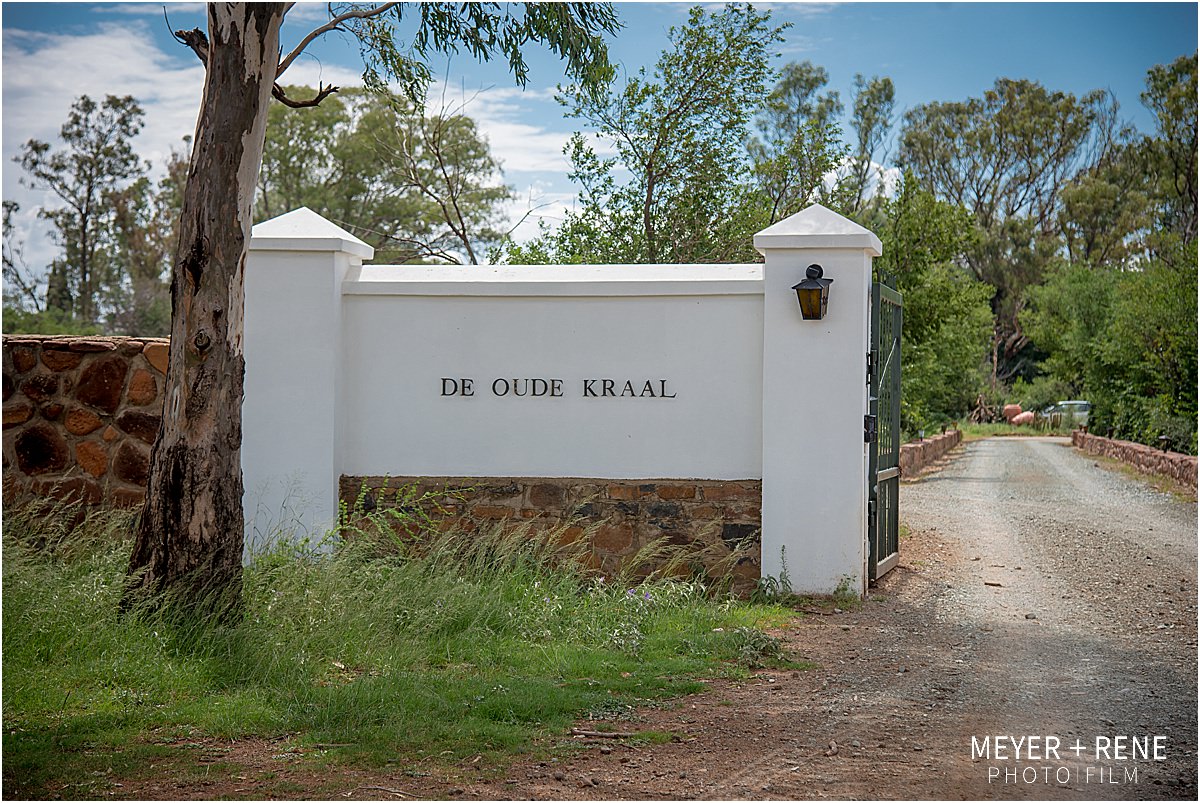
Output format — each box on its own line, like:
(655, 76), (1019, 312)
(243, 207), (373, 553)
(754, 205), (882, 595)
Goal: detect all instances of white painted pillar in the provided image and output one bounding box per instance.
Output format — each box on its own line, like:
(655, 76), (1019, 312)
(242, 207), (373, 554)
(754, 205), (882, 595)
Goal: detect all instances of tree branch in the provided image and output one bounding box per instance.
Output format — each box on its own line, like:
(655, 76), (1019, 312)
(172, 27), (209, 66)
(271, 82), (340, 108)
(276, 1), (400, 79)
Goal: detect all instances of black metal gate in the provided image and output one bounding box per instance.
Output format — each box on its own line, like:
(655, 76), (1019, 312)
(868, 279), (902, 581)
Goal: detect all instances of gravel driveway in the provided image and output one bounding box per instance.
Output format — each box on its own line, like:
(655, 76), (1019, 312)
(891, 436), (1197, 799)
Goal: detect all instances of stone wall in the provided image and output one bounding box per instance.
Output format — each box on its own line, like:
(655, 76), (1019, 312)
(898, 429), (962, 477)
(1072, 431), (1198, 489)
(340, 475), (762, 587)
(3, 335), (167, 505)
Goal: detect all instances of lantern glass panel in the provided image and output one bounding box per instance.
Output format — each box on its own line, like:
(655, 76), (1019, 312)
(797, 287), (823, 319)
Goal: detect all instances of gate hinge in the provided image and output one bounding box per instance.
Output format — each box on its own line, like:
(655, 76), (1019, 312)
(866, 351), (874, 386)
(867, 499), (877, 529)
(864, 414), (877, 444)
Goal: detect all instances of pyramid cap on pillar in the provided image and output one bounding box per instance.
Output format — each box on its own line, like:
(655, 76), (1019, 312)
(753, 204), (882, 257)
(251, 207), (374, 259)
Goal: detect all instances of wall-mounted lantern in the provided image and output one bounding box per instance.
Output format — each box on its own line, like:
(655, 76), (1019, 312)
(792, 264), (833, 320)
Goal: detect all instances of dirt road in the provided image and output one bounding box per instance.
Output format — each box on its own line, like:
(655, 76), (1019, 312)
(118, 436), (1197, 800)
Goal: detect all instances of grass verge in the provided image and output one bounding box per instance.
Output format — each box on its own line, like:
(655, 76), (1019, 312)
(2, 499), (797, 797)
(1081, 451), (1198, 503)
(958, 422), (1076, 441)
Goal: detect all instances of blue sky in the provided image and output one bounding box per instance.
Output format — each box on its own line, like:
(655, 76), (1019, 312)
(2, 1), (1196, 270)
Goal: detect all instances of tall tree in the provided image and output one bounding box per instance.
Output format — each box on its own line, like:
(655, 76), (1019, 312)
(747, 61), (847, 223)
(124, 2), (618, 610)
(842, 73), (896, 216)
(16, 94), (147, 326)
(1022, 53), (1198, 453)
(258, 88), (513, 264)
(897, 78), (1119, 383)
(873, 173), (992, 430)
(105, 143), (190, 336)
(506, 3), (786, 264)
(1141, 52), (1198, 251)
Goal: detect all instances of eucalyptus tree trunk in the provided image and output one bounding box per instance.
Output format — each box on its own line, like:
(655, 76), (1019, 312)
(125, 4), (286, 611)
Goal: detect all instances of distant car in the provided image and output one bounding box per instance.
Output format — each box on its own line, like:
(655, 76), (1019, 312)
(1041, 400), (1091, 427)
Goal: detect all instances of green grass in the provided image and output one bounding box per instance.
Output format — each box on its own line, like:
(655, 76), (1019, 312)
(2, 499), (798, 796)
(958, 421), (1077, 441)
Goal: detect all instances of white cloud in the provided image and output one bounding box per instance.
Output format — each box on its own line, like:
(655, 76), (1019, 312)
(3, 21), (206, 278)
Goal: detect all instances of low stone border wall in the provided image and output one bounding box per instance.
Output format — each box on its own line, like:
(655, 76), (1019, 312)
(3, 335), (167, 505)
(899, 429), (962, 477)
(340, 475), (762, 588)
(1072, 431), (1197, 489)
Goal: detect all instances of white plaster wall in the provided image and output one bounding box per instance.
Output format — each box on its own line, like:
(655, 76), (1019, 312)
(340, 282), (764, 480)
(758, 247), (872, 593)
(243, 249), (349, 549)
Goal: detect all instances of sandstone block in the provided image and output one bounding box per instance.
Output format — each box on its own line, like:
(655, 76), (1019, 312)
(126, 369), (159, 408)
(700, 483), (756, 501)
(41, 350), (83, 371)
(556, 525), (586, 546)
(65, 407), (103, 435)
(68, 339), (117, 353)
(142, 342), (169, 374)
(32, 476), (102, 504)
(111, 487), (146, 507)
(76, 356), (129, 414)
(3, 373), (13, 402)
(472, 504), (515, 520)
(102, 425), (119, 442)
(593, 523), (634, 553)
(528, 482), (566, 508)
(607, 483), (654, 501)
(12, 346), (36, 373)
(113, 441), (150, 486)
(14, 423), (69, 475)
(655, 484), (697, 500)
(41, 403), (64, 421)
(116, 410), (161, 444)
(4, 401), (34, 428)
(76, 440), (108, 478)
(20, 374), (59, 403)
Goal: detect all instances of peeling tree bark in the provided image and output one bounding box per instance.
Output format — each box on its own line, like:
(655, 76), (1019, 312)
(125, 4), (287, 612)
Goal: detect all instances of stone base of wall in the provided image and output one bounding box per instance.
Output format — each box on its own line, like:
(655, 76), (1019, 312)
(3, 335), (168, 506)
(340, 475), (762, 589)
(899, 429), (962, 477)
(1072, 431), (1198, 488)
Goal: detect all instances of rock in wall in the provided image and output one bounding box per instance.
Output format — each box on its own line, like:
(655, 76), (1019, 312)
(898, 429), (963, 477)
(3, 335), (167, 505)
(1072, 431), (1198, 488)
